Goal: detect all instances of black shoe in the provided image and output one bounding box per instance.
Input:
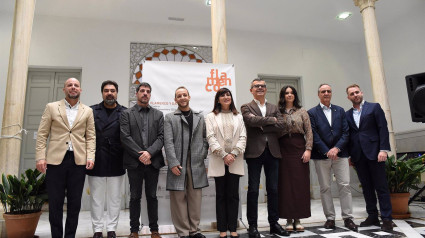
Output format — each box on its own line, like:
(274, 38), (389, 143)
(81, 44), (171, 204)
(270, 223), (290, 236)
(360, 215), (380, 227)
(344, 218), (358, 232)
(191, 233), (206, 238)
(248, 226), (261, 238)
(324, 220), (336, 229)
(381, 219), (394, 231)
(107, 231), (117, 238)
(93, 232), (103, 238)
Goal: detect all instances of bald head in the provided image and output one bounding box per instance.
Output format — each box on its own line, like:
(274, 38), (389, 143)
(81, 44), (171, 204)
(63, 78), (82, 101)
(64, 78), (80, 88)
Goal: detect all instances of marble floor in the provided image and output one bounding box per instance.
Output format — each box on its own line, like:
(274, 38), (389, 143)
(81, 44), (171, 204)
(33, 197), (425, 238)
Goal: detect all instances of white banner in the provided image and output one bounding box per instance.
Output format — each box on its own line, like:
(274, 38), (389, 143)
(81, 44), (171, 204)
(143, 61), (236, 114)
(138, 61), (239, 226)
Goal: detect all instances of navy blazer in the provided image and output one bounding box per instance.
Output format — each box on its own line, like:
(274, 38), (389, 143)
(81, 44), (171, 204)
(346, 101), (390, 162)
(87, 102), (127, 176)
(308, 104), (349, 159)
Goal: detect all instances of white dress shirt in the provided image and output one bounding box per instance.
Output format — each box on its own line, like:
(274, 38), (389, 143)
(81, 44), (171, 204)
(320, 102), (332, 127)
(64, 99), (80, 151)
(352, 100), (365, 128)
(253, 98), (267, 117)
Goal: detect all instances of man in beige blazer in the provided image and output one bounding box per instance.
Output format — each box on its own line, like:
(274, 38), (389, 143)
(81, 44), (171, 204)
(36, 78), (96, 238)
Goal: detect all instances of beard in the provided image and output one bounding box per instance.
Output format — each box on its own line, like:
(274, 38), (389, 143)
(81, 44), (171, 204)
(68, 93), (80, 99)
(104, 99), (116, 105)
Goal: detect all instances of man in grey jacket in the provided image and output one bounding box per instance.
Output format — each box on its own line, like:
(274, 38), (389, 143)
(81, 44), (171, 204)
(120, 82), (165, 238)
(164, 86), (209, 238)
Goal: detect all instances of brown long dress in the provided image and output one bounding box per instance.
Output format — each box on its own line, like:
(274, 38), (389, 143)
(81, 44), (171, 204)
(277, 108), (313, 219)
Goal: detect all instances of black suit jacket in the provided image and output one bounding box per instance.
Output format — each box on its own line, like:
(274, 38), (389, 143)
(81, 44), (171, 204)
(346, 101), (390, 162)
(308, 104), (349, 159)
(87, 102), (126, 176)
(120, 105), (165, 169)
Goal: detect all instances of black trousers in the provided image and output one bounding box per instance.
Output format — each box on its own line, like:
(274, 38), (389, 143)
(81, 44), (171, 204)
(214, 166), (240, 232)
(127, 164), (160, 233)
(46, 151), (86, 238)
(354, 151), (392, 220)
(246, 148), (280, 226)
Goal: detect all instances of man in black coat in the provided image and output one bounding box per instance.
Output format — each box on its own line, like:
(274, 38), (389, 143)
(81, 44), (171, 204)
(88, 81), (126, 238)
(120, 82), (165, 238)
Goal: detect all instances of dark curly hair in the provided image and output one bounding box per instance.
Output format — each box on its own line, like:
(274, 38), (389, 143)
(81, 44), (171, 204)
(278, 85), (301, 113)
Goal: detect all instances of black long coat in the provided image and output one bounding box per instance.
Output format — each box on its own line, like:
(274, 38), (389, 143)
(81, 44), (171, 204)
(87, 102), (127, 177)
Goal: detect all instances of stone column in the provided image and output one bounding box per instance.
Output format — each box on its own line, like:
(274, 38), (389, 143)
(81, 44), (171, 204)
(211, 0), (228, 64)
(354, 0), (396, 155)
(0, 0), (36, 176)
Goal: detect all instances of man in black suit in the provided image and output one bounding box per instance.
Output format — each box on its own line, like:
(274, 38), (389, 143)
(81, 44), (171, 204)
(88, 81), (126, 238)
(120, 82), (165, 238)
(308, 83), (358, 231)
(345, 84), (392, 231)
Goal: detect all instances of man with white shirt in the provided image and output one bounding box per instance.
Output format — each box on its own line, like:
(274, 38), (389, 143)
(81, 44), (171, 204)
(307, 83), (358, 232)
(345, 84), (392, 231)
(36, 78), (96, 238)
(241, 78), (289, 237)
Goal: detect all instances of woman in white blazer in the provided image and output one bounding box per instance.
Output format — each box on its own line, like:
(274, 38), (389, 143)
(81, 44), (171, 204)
(206, 88), (247, 238)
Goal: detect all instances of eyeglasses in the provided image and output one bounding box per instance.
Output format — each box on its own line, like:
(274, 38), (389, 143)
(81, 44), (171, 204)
(320, 90), (332, 94)
(252, 84), (266, 89)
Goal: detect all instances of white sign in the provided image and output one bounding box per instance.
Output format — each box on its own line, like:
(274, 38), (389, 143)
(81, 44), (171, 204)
(143, 61), (236, 114)
(139, 61), (238, 225)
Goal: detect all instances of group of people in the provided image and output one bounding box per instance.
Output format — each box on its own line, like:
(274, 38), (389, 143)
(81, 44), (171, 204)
(35, 77), (393, 238)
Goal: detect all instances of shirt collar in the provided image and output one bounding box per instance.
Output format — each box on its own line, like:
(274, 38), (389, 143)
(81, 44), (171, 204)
(253, 98), (267, 106)
(135, 103), (150, 112)
(64, 99), (80, 109)
(320, 102), (332, 110)
(352, 100), (365, 111)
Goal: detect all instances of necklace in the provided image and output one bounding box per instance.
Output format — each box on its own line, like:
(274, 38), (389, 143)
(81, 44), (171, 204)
(183, 110), (192, 118)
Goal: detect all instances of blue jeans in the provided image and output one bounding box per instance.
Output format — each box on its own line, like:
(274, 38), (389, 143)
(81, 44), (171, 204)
(246, 147), (280, 226)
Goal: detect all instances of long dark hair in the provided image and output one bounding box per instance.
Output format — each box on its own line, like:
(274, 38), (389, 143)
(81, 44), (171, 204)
(212, 88), (238, 115)
(278, 85), (301, 112)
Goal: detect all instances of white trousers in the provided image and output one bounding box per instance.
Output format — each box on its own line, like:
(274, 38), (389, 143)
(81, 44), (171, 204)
(88, 175), (124, 232)
(314, 158), (353, 220)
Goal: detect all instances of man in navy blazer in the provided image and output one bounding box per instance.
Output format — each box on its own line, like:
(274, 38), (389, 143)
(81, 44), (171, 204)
(308, 84), (357, 231)
(346, 84), (392, 231)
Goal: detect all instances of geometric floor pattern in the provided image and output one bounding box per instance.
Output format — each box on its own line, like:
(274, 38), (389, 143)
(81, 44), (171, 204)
(31, 198), (425, 237)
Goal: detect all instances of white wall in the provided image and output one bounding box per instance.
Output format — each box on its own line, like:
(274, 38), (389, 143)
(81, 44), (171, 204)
(1, 5), (424, 136)
(0, 12), (370, 127)
(379, 5), (425, 133)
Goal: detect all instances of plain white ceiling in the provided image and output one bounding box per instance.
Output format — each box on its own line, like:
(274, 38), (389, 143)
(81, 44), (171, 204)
(0, 0), (424, 43)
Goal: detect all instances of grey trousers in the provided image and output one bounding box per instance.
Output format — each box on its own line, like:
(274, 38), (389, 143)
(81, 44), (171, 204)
(169, 160), (202, 236)
(314, 158), (353, 220)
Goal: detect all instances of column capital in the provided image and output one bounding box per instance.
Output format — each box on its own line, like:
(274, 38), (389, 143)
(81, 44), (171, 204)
(354, 0), (378, 12)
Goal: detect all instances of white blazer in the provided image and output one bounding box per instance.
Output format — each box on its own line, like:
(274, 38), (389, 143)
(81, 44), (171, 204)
(205, 112), (247, 177)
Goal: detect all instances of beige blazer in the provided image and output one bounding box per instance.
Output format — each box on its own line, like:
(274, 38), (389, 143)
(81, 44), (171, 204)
(35, 99), (96, 165)
(206, 112), (246, 177)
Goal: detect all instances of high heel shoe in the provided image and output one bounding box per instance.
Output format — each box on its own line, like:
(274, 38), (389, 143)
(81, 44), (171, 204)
(285, 219), (294, 232)
(294, 219), (304, 232)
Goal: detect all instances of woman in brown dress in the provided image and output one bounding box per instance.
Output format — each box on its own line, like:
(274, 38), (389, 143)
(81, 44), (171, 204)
(277, 86), (313, 232)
